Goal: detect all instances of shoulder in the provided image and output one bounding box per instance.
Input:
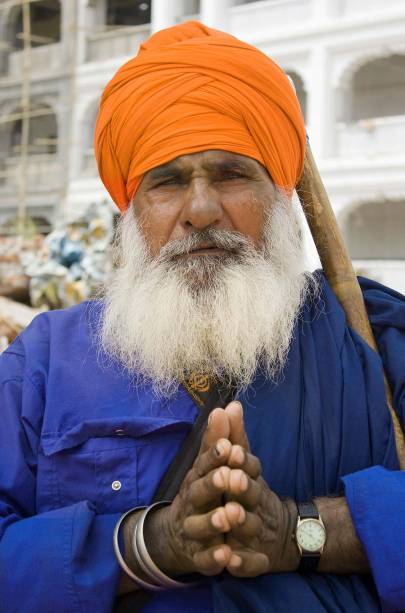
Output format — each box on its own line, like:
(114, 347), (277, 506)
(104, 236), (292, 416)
(357, 276), (405, 331)
(300, 271), (405, 352)
(1, 300), (100, 382)
(303, 270), (404, 328)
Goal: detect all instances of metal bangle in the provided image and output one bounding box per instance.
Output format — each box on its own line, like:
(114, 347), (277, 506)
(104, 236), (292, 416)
(112, 506), (165, 591)
(133, 501), (198, 590)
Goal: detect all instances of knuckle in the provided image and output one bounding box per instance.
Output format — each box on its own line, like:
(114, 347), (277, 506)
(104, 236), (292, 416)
(252, 457), (262, 477)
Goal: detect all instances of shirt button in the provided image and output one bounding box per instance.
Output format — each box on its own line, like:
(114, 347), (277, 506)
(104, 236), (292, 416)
(114, 429), (125, 436)
(112, 480), (122, 491)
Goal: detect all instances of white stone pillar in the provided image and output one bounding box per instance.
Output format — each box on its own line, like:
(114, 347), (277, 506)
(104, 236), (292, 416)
(200, 0), (230, 30)
(312, 0), (330, 21)
(151, 0), (178, 33)
(307, 45), (334, 160)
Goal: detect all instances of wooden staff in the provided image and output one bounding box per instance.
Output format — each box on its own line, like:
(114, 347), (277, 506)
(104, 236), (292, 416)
(296, 145), (405, 469)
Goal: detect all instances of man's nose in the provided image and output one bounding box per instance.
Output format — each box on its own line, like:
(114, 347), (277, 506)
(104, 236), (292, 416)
(179, 179), (223, 231)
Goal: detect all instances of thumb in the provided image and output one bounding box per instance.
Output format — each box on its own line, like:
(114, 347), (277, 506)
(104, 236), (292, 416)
(200, 407), (230, 453)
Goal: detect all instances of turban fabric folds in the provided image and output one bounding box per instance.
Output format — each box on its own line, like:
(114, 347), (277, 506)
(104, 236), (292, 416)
(95, 21), (306, 211)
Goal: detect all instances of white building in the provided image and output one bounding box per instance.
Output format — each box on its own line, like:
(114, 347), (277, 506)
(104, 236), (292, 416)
(0, 0), (404, 290)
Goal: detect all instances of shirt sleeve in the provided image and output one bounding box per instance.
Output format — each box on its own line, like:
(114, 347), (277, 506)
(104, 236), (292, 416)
(343, 467), (405, 613)
(344, 278), (405, 613)
(0, 340), (122, 613)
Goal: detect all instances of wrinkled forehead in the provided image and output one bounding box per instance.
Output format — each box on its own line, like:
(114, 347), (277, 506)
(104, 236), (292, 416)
(143, 150), (273, 182)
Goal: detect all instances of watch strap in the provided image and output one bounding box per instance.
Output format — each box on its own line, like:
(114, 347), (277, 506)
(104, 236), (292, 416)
(297, 501), (319, 520)
(299, 552), (321, 572)
(296, 501), (322, 572)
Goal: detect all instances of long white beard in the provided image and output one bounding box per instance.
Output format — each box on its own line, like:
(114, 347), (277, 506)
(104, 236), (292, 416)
(97, 192), (317, 397)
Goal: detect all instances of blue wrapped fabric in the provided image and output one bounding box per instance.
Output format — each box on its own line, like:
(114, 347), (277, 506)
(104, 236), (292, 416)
(0, 273), (404, 612)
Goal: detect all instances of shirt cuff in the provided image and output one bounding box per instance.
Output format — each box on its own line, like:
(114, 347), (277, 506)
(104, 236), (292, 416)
(343, 465), (405, 613)
(0, 500), (121, 613)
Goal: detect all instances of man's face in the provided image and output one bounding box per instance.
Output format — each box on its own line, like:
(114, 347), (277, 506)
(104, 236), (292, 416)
(132, 150), (276, 258)
(101, 158), (312, 394)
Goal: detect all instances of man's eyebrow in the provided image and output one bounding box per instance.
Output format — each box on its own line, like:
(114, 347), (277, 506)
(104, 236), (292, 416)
(146, 156), (258, 181)
(202, 158), (257, 173)
(147, 163), (186, 180)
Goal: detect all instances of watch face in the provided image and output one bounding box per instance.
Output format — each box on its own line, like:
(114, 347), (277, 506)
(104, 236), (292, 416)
(296, 519), (326, 552)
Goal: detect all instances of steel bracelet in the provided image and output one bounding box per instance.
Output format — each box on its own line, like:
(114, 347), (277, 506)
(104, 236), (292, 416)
(133, 501), (198, 589)
(113, 505), (165, 591)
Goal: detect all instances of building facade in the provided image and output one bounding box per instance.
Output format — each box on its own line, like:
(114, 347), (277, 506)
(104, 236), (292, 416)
(0, 0), (404, 290)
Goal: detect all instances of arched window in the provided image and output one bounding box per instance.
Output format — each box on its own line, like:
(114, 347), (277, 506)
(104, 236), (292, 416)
(344, 200), (405, 260)
(285, 70), (307, 122)
(106, 0), (151, 27)
(10, 103), (58, 156)
(9, 0), (61, 51)
(350, 55), (405, 121)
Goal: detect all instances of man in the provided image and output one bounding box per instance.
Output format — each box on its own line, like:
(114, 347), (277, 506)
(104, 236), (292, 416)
(0, 21), (404, 613)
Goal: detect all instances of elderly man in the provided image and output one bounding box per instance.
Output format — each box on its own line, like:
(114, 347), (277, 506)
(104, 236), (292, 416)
(1, 21), (405, 613)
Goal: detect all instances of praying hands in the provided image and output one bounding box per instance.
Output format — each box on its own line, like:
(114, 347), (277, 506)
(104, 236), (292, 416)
(119, 402), (369, 594)
(120, 402), (299, 590)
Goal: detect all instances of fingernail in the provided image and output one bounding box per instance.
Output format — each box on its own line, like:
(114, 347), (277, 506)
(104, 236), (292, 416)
(232, 401), (243, 411)
(232, 446), (244, 465)
(238, 507), (246, 524)
(240, 472), (248, 491)
(214, 548), (226, 563)
(212, 512), (223, 530)
(213, 469), (225, 488)
(230, 554), (242, 568)
(215, 441), (225, 456)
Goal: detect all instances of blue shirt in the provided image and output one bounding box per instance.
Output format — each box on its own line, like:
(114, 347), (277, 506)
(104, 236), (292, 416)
(0, 273), (404, 613)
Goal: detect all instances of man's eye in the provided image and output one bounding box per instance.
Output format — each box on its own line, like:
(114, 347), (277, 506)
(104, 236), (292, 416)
(154, 177), (181, 187)
(219, 172), (247, 181)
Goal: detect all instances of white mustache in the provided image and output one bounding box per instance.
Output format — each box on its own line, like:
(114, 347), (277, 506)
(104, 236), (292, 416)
(156, 228), (256, 263)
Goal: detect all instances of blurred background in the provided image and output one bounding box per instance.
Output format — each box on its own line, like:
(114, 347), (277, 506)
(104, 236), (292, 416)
(0, 0), (404, 344)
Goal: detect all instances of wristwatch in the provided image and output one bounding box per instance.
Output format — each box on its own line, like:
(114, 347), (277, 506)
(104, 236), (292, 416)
(294, 501), (326, 572)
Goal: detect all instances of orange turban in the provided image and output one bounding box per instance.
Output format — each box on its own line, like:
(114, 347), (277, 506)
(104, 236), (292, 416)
(95, 21), (306, 212)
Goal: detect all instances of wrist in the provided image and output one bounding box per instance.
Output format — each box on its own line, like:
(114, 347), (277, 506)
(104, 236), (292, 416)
(314, 496), (369, 573)
(122, 510), (143, 574)
(143, 504), (193, 576)
(271, 498), (300, 572)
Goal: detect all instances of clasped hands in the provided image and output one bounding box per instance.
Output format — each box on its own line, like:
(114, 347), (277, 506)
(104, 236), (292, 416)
(152, 401), (298, 579)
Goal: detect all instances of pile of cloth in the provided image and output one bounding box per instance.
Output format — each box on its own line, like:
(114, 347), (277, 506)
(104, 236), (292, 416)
(0, 234), (45, 303)
(0, 295), (42, 352)
(26, 201), (115, 309)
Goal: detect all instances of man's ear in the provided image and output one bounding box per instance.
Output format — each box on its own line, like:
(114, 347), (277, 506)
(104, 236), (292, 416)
(225, 402), (250, 450)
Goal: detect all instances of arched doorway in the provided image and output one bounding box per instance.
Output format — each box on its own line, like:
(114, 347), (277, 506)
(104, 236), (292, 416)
(7, 0), (61, 51)
(10, 103), (58, 156)
(344, 199), (405, 259)
(286, 70), (307, 122)
(342, 199), (405, 293)
(106, 0), (151, 27)
(350, 54), (405, 121)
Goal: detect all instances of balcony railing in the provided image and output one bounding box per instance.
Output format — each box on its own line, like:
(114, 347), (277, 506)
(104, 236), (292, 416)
(8, 43), (62, 78)
(232, 0), (311, 33)
(336, 0), (404, 16)
(86, 24), (151, 62)
(1, 154), (61, 190)
(337, 115), (405, 158)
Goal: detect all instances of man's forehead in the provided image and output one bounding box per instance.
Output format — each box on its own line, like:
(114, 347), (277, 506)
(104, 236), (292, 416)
(146, 150), (266, 178)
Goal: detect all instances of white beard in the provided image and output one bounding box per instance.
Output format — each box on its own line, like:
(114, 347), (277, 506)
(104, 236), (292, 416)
(97, 191), (317, 397)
